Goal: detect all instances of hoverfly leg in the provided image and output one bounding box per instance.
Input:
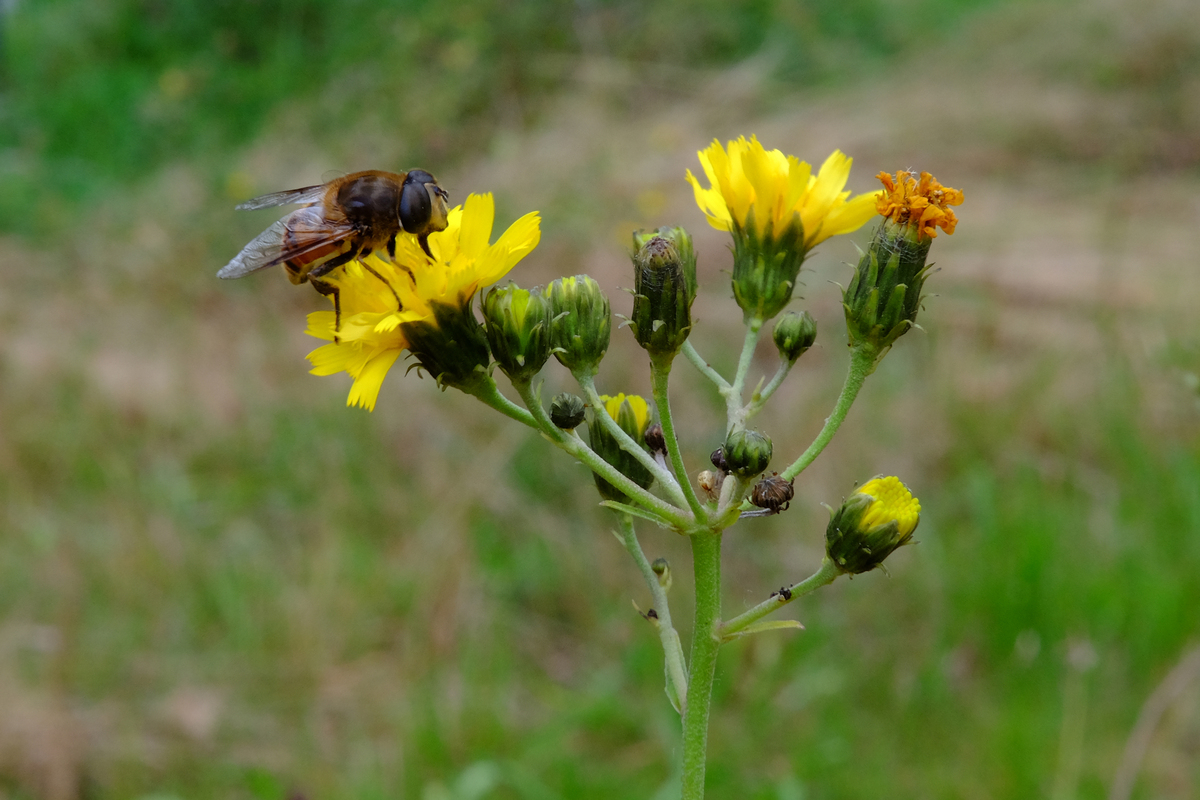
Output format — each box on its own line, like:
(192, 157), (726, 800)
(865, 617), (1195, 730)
(309, 277), (343, 344)
(309, 250), (357, 343)
(386, 234), (397, 262)
(360, 263), (403, 312)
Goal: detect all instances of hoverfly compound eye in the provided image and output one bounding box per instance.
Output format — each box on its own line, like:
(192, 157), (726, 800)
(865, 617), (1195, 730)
(399, 174), (433, 234)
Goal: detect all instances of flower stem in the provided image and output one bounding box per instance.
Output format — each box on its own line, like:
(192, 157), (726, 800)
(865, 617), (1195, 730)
(742, 359), (792, 424)
(681, 530), (722, 800)
(512, 380), (693, 529)
(682, 341), (731, 391)
(616, 513), (688, 713)
(724, 319), (763, 430)
(465, 377), (537, 428)
(719, 557), (840, 638)
(577, 375), (689, 509)
(650, 355), (707, 520)
(780, 344), (877, 482)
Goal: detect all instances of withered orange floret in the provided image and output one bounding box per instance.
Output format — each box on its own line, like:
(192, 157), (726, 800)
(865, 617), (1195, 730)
(875, 170), (964, 240)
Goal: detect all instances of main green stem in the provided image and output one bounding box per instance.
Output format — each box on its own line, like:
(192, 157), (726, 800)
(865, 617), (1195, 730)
(780, 344), (877, 482)
(681, 531), (722, 800)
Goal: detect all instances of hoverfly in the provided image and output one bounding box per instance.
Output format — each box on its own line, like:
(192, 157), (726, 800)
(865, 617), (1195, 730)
(218, 169), (450, 339)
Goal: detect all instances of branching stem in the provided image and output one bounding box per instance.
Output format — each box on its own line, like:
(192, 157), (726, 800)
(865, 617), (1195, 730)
(616, 513), (689, 713)
(512, 380), (693, 529)
(780, 343), (877, 481)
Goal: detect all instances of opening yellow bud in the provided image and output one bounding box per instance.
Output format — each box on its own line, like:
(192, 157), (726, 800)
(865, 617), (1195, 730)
(856, 476), (921, 536)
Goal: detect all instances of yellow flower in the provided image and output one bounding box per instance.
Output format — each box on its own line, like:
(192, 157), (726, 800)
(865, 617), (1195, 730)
(875, 170), (964, 240)
(856, 476), (921, 536)
(686, 135), (879, 248)
(306, 193), (541, 410)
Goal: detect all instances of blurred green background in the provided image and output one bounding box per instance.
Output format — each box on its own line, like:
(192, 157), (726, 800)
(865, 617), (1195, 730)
(2, 0), (1199, 797)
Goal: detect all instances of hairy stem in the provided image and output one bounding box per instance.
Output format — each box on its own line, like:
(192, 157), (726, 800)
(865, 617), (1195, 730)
(780, 344), (877, 482)
(513, 381), (692, 529)
(616, 513), (689, 713)
(743, 358), (792, 424)
(465, 377), (537, 428)
(651, 355), (707, 519)
(681, 531), (722, 800)
(682, 341), (731, 391)
(577, 375), (688, 509)
(725, 318), (763, 431)
(720, 557), (840, 638)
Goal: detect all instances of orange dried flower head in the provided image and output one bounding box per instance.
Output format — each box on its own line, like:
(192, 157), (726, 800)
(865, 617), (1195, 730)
(875, 171), (964, 240)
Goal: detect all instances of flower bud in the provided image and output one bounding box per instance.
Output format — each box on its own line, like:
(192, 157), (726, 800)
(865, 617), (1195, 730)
(586, 393), (654, 502)
(843, 170), (963, 354)
(633, 226), (697, 300)
(750, 473), (794, 513)
(482, 283), (552, 383)
(651, 557), (672, 591)
(629, 230), (696, 360)
(772, 310), (817, 363)
(549, 392), (586, 430)
(825, 476), (920, 575)
(546, 275), (611, 379)
(401, 300), (492, 391)
(722, 429), (772, 480)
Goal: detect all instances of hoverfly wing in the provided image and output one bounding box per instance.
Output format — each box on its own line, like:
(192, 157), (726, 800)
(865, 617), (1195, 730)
(218, 208), (356, 279)
(235, 184), (327, 211)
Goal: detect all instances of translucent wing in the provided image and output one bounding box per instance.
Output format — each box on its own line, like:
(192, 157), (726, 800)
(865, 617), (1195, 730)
(235, 184), (327, 211)
(218, 207), (356, 279)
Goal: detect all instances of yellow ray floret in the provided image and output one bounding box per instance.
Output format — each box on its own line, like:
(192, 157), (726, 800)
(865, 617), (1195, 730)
(686, 135), (880, 247)
(306, 193), (541, 411)
(600, 393), (651, 433)
(875, 170), (964, 239)
(856, 476), (921, 536)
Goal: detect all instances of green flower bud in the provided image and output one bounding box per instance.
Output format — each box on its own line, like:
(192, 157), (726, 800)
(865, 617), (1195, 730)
(633, 226), (697, 300)
(401, 300), (492, 391)
(772, 310), (817, 363)
(546, 275), (611, 379)
(549, 392), (586, 430)
(587, 393), (654, 502)
(825, 476), (921, 575)
(629, 231), (696, 360)
(722, 429), (772, 480)
(842, 219), (933, 354)
(482, 283), (552, 383)
(651, 557), (672, 591)
(730, 210), (808, 323)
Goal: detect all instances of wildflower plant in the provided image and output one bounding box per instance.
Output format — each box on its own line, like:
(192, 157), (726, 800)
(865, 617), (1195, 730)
(238, 140), (963, 797)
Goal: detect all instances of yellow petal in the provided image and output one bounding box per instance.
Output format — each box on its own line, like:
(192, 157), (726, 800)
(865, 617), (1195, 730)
(347, 349), (403, 412)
